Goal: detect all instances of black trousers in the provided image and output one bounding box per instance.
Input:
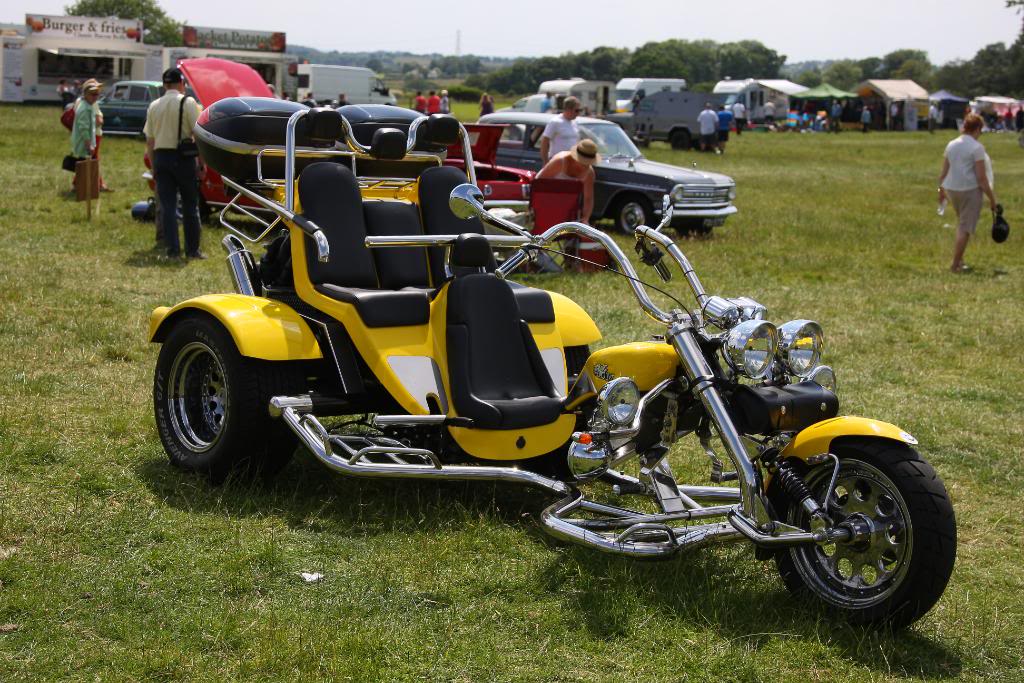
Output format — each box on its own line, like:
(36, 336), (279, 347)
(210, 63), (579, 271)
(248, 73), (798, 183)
(153, 149), (201, 256)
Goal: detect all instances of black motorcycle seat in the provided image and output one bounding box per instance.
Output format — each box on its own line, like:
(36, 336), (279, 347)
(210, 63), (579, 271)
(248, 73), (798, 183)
(315, 284), (432, 327)
(447, 272), (562, 429)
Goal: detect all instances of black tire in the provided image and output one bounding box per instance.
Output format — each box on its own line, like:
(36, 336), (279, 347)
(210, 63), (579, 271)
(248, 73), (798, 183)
(609, 194), (653, 234)
(198, 197), (212, 223)
(153, 314), (304, 483)
(675, 218), (714, 238)
(772, 438), (956, 628)
(669, 129), (691, 150)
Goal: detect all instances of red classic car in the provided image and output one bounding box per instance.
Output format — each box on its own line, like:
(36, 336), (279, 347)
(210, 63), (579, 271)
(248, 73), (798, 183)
(444, 123), (533, 211)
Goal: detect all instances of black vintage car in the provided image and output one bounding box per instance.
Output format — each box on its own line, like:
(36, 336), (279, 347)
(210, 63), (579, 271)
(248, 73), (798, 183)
(480, 111), (737, 233)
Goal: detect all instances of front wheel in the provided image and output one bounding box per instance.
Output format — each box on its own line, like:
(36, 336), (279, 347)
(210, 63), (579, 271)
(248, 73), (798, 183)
(670, 129), (691, 150)
(772, 438), (956, 628)
(153, 314), (303, 482)
(609, 195), (652, 234)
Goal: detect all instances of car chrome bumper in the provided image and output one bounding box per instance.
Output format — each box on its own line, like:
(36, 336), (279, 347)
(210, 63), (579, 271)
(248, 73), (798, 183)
(484, 199), (529, 210)
(669, 204), (738, 218)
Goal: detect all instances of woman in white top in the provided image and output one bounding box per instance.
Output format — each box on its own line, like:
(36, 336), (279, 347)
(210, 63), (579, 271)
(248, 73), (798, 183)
(938, 113), (997, 273)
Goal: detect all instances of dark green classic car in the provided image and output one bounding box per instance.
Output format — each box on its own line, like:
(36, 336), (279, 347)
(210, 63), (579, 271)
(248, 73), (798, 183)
(99, 80), (162, 135)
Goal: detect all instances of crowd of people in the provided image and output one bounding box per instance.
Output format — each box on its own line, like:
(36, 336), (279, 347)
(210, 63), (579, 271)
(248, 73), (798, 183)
(412, 90), (452, 114)
(56, 70), (1008, 274)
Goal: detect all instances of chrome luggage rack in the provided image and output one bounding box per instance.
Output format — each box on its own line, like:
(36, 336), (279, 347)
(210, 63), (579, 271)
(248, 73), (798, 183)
(214, 108), (478, 249)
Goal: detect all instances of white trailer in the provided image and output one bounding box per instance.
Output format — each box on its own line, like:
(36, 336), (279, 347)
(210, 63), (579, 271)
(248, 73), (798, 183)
(713, 78), (806, 121)
(614, 78), (688, 112)
(536, 78), (614, 116)
(295, 64), (396, 105)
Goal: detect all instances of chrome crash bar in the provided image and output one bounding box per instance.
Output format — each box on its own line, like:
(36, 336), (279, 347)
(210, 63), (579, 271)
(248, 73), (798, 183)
(270, 396), (748, 557)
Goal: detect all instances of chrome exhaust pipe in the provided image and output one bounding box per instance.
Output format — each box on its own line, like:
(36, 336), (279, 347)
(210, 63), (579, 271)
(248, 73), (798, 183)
(221, 234), (258, 297)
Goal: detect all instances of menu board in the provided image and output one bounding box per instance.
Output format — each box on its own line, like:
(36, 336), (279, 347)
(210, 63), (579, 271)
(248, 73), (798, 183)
(2, 36), (24, 102)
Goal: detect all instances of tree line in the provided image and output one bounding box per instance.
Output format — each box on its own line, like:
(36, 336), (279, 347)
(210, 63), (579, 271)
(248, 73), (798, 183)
(464, 40), (787, 95)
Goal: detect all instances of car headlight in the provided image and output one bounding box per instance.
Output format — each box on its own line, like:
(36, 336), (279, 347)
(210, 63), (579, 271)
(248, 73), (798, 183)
(724, 320), (778, 379)
(597, 377), (640, 427)
(777, 320), (823, 378)
(728, 186), (737, 201)
(670, 184), (686, 203)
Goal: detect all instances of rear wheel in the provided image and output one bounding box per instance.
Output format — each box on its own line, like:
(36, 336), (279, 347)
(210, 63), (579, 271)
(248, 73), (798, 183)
(610, 195), (652, 234)
(669, 129), (691, 150)
(153, 315), (303, 482)
(773, 439), (956, 628)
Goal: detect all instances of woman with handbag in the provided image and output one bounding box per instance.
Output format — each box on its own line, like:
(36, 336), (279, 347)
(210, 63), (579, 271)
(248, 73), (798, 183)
(67, 82), (99, 191)
(143, 68), (203, 259)
(938, 113), (997, 273)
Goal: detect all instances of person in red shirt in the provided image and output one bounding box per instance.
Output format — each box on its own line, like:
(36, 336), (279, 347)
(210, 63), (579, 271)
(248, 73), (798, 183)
(413, 91), (427, 113)
(427, 90), (441, 114)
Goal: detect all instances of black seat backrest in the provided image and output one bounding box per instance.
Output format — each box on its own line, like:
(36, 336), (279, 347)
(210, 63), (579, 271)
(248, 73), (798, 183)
(362, 201), (431, 289)
(299, 163), (378, 288)
(418, 166), (486, 285)
(447, 273), (556, 402)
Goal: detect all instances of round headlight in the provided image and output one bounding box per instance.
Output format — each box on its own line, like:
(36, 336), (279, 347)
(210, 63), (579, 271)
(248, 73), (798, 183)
(728, 186), (737, 201)
(597, 377), (640, 427)
(777, 320), (823, 378)
(806, 365), (837, 393)
(725, 320), (778, 379)
(670, 184), (686, 203)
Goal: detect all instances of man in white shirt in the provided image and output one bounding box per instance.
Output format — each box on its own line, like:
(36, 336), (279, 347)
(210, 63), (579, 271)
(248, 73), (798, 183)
(697, 102), (719, 152)
(540, 96), (581, 165)
(937, 114), (997, 273)
(763, 100), (776, 125)
(928, 102), (940, 134)
(144, 68), (203, 259)
(731, 100), (747, 136)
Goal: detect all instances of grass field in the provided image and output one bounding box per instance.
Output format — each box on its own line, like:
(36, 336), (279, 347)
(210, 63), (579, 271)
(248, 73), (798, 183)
(0, 105), (1022, 682)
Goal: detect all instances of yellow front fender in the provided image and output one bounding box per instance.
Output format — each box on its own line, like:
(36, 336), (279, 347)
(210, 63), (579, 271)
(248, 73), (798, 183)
(149, 294), (322, 361)
(780, 416), (918, 461)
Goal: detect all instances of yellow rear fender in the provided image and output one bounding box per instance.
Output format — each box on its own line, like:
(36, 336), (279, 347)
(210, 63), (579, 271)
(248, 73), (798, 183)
(780, 416), (919, 461)
(149, 294), (322, 361)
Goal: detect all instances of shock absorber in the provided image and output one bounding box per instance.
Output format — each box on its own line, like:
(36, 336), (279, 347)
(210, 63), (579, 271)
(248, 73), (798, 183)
(776, 460), (825, 519)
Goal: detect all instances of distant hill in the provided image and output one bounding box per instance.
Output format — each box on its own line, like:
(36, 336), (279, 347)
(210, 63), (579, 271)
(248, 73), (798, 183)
(286, 45), (517, 73)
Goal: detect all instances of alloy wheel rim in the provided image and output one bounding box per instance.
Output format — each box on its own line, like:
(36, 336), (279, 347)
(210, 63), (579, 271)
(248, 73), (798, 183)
(620, 201), (646, 231)
(167, 341), (228, 452)
(787, 460), (913, 608)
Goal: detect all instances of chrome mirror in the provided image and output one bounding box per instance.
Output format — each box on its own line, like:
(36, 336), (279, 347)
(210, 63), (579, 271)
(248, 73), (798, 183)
(449, 183), (485, 220)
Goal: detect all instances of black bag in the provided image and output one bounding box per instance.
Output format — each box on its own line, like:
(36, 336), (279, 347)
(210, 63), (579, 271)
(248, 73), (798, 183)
(62, 154), (81, 172)
(177, 95), (200, 158)
(992, 204), (1009, 243)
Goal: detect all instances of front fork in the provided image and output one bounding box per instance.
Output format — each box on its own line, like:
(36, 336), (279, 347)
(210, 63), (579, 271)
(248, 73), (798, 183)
(665, 312), (858, 547)
(665, 313), (766, 521)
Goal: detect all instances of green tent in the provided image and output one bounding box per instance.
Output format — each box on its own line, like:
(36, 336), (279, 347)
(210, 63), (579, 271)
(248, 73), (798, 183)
(792, 83), (858, 99)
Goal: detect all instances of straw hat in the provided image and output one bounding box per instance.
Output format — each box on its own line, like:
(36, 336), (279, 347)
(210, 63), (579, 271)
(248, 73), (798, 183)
(570, 138), (600, 166)
(82, 78), (102, 94)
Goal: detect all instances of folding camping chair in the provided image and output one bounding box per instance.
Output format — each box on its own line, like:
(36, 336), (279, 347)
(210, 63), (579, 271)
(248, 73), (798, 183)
(528, 177), (609, 272)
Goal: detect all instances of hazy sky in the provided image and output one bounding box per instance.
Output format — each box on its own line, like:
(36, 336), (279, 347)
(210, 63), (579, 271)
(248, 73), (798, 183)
(15, 0), (1023, 65)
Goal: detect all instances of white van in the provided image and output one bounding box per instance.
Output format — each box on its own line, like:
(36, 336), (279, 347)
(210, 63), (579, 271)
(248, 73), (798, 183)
(615, 78), (689, 112)
(536, 78), (615, 116)
(295, 64), (396, 105)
